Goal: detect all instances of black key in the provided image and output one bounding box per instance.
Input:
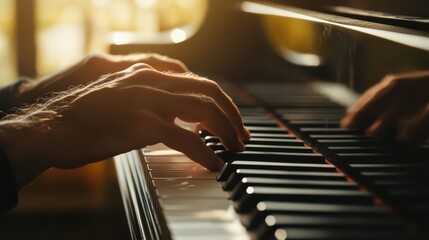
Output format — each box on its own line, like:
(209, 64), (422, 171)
(335, 153), (394, 164)
(242, 115), (272, 121)
(350, 163), (429, 173)
(207, 143), (314, 153)
(229, 177), (359, 200)
(243, 138), (305, 146)
(277, 108), (345, 114)
(282, 114), (344, 119)
(328, 146), (394, 153)
(205, 137), (303, 145)
(234, 186), (374, 212)
(216, 151), (325, 163)
(278, 102), (341, 108)
(206, 142), (226, 151)
(204, 136), (222, 143)
(315, 139), (390, 147)
(243, 201), (386, 229)
(375, 180), (429, 189)
(405, 203), (429, 217)
(243, 119), (278, 127)
(309, 135), (373, 139)
(244, 144), (314, 153)
(217, 161), (336, 181)
(199, 130), (213, 138)
(283, 116), (344, 121)
(260, 226), (412, 240)
(246, 126), (289, 134)
(238, 107), (266, 114)
(362, 171), (429, 181)
(261, 213), (402, 229)
(299, 128), (363, 135)
(223, 169), (347, 191)
(388, 190), (429, 203)
(288, 120), (340, 127)
(242, 133), (296, 139)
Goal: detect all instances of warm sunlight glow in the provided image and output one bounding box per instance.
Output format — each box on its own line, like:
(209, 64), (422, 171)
(35, 0), (207, 74)
(170, 28), (187, 43)
(134, 0), (157, 8)
(111, 32), (133, 45)
(0, 0), (17, 86)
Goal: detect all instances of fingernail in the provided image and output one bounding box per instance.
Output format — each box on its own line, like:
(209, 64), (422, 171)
(341, 117), (356, 129)
(340, 118), (349, 128)
(244, 127), (251, 140)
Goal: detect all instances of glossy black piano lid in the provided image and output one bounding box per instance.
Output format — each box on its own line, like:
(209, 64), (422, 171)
(265, 0), (429, 19)
(235, 1), (429, 94)
(110, 0), (429, 94)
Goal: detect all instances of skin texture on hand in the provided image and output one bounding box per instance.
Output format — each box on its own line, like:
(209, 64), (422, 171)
(341, 70), (429, 143)
(11, 53), (189, 108)
(0, 54), (250, 189)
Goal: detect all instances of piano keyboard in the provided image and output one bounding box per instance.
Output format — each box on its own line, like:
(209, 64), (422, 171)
(114, 82), (429, 240)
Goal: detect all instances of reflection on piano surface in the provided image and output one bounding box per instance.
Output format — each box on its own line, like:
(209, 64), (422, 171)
(112, 0), (429, 239)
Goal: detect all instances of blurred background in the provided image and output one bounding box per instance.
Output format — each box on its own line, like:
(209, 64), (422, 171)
(0, 0), (207, 86)
(0, 0), (206, 239)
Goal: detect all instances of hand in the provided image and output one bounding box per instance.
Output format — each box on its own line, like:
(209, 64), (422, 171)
(341, 70), (429, 143)
(0, 63), (250, 189)
(13, 53), (189, 107)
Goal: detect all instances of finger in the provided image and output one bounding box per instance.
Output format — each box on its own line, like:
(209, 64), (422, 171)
(397, 104), (429, 143)
(113, 111), (223, 171)
(161, 73), (251, 141)
(175, 94), (245, 151)
(154, 117), (225, 171)
(341, 78), (399, 130)
(365, 103), (407, 137)
(116, 85), (244, 151)
(118, 70), (251, 141)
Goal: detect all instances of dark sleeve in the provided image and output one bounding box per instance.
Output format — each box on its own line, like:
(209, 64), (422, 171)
(0, 78), (31, 118)
(0, 79), (27, 214)
(0, 145), (18, 215)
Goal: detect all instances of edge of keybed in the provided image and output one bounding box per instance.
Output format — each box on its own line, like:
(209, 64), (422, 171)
(114, 151), (168, 240)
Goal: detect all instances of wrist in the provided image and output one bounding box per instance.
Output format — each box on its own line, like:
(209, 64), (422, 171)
(0, 121), (52, 189)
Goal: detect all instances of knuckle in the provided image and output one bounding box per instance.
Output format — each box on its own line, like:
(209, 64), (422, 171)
(130, 62), (154, 71)
(171, 59), (187, 70)
(129, 66), (159, 79)
(199, 95), (218, 109)
(203, 79), (223, 96)
(383, 74), (403, 89)
(186, 94), (218, 114)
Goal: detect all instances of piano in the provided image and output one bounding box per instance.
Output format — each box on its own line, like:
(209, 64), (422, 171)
(110, 1), (429, 239)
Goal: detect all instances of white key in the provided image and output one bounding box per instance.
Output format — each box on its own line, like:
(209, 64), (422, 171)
(150, 171), (219, 180)
(154, 180), (228, 198)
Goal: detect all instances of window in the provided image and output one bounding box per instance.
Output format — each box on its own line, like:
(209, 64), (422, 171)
(36, 0), (207, 75)
(0, 0), (208, 82)
(0, 0), (16, 87)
